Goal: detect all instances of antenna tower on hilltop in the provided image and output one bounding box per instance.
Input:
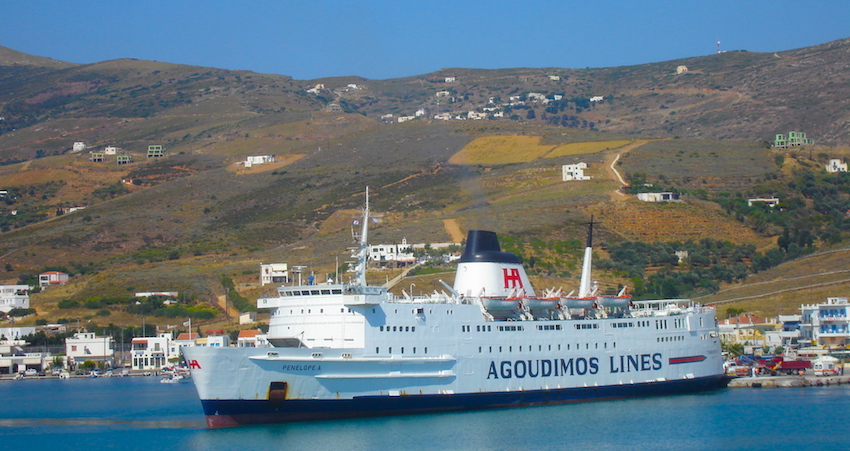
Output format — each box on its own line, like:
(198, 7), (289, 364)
(716, 40), (721, 54)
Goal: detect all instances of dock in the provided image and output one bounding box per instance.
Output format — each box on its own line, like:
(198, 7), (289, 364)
(728, 375), (850, 388)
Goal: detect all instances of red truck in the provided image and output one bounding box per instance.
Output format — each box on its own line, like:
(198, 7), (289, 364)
(756, 357), (812, 375)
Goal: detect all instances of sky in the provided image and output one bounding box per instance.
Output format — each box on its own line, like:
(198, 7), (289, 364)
(2, 1), (849, 80)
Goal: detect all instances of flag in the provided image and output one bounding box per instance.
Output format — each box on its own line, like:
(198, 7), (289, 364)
(183, 320), (191, 327)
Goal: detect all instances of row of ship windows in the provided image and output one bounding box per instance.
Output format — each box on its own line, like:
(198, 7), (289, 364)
(477, 342), (618, 353)
(282, 308), (355, 315)
(376, 347), (428, 354)
(282, 289), (344, 296)
(463, 324), (598, 333)
(380, 326), (415, 332)
(657, 335), (685, 342)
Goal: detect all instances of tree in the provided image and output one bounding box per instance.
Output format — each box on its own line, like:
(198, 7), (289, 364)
(526, 109), (536, 120)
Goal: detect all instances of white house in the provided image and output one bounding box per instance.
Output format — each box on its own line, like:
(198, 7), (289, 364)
(245, 155), (275, 168)
(444, 77), (456, 83)
(261, 263), (289, 286)
(0, 285), (31, 314)
(747, 198), (780, 208)
(827, 159), (848, 173)
(590, 96), (604, 103)
(38, 271), (68, 288)
(548, 75), (561, 81)
(676, 65), (688, 74)
(562, 163), (591, 181)
(72, 142), (86, 152)
(636, 192), (681, 202)
(65, 332), (115, 368)
(205, 335), (230, 347)
(239, 311), (257, 325)
(131, 333), (174, 370)
(435, 90), (450, 98)
(0, 326), (35, 341)
(368, 238), (416, 267)
(103, 146), (117, 155)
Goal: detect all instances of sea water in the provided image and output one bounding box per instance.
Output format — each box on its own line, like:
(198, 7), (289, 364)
(0, 376), (847, 450)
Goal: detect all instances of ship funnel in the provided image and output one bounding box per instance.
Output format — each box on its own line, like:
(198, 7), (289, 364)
(454, 230), (535, 297)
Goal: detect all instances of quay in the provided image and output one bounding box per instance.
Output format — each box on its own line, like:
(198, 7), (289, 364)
(728, 375), (850, 388)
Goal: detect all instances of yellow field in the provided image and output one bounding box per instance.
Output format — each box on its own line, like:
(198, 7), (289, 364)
(449, 135), (632, 165)
(544, 140), (632, 157)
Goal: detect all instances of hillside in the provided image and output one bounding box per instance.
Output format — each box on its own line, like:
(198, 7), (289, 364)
(0, 39), (849, 330)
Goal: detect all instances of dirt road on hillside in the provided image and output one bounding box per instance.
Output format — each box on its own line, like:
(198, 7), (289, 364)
(604, 139), (654, 200)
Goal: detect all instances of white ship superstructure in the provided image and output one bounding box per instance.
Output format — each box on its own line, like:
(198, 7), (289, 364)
(184, 189), (727, 427)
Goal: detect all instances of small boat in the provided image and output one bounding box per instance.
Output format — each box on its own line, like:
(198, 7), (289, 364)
(522, 296), (561, 310)
(596, 287), (633, 308)
(480, 296), (522, 311)
(161, 374), (184, 384)
(561, 293), (597, 309)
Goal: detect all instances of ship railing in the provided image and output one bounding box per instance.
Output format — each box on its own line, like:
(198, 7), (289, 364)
(387, 292), (457, 304)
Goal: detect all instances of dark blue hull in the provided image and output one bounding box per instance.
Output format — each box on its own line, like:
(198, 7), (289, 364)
(201, 374), (730, 427)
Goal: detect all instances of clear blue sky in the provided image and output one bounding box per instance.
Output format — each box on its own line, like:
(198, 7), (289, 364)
(2, 1), (848, 80)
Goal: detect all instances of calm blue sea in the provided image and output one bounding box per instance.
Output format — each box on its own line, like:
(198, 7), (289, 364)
(0, 376), (847, 450)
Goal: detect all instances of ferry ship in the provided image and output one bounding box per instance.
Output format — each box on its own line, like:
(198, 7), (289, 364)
(183, 189), (727, 427)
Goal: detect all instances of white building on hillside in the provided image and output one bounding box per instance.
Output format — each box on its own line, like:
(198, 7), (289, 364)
(245, 155), (275, 168)
(39, 271), (69, 288)
(260, 263), (289, 286)
(369, 238), (416, 267)
(562, 163), (590, 181)
(636, 192), (681, 202)
(0, 285), (31, 314)
(65, 332), (115, 368)
(827, 159), (848, 173)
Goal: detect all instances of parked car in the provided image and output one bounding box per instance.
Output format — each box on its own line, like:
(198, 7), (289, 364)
(24, 369), (38, 376)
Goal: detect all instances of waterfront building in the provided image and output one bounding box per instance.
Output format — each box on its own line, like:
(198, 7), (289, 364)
(170, 332), (199, 358)
(65, 332), (115, 369)
(719, 313), (776, 352)
(763, 314), (803, 354)
(131, 333), (174, 370)
(800, 297), (850, 348)
(0, 337), (47, 374)
(237, 330), (264, 347)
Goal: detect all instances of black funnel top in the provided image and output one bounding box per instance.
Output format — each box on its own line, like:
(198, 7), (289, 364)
(459, 230), (521, 264)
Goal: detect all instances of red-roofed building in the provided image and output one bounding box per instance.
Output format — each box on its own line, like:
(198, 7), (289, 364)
(38, 271), (69, 288)
(170, 332), (199, 357)
(237, 329), (265, 347)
